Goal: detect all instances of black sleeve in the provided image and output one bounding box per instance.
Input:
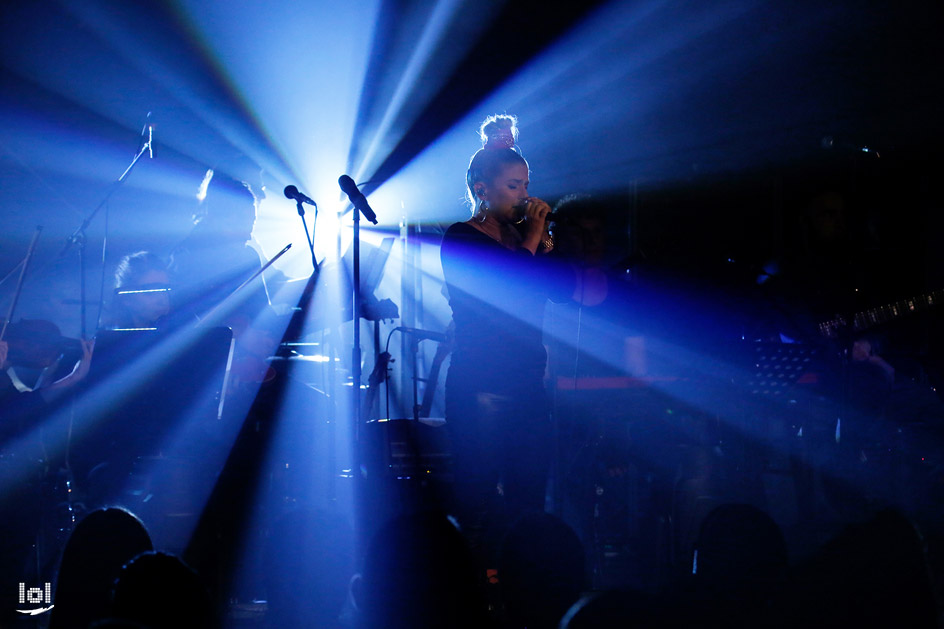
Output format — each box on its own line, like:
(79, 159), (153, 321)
(441, 222), (573, 304)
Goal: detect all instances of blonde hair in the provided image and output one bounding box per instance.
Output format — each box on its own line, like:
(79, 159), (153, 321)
(192, 168), (255, 225)
(466, 114), (528, 213)
(478, 114), (519, 147)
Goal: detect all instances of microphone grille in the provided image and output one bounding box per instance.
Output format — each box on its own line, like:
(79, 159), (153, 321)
(338, 175), (358, 195)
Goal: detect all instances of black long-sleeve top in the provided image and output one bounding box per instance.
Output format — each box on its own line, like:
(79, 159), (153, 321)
(440, 222), (571, 396)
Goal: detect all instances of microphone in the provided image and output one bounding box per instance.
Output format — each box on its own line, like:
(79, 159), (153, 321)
(284, 185), (317, 206)
(514, 203), (566, 223)
(338, 175), (378, 224)
(396, 326), (447, 343)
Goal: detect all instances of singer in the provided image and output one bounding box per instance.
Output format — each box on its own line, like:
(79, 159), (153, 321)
(440, 114), (568, 561)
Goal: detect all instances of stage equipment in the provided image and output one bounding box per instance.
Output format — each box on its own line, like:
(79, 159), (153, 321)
(818, 288), (944, 339)
(339, 174), (378, 225)
(282, 184), (317, 206)
(384, 326), (448, 421)
(57, 112), (154, 338)
(362, 417), (450, 480)
(284, 185), (319, 272)
(74, 326), (233, 547)
(419, 330), (452, 420)
(745, 342), (822, 398)
(338, 174), (369, 469)
(513, 203), (566, 223)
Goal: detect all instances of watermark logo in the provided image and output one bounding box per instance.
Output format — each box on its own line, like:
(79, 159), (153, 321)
(16, 582), (54, 615)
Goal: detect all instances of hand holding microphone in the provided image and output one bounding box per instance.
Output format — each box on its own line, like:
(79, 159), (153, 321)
(516, 197), (565, 225)
(518, 197), (553, 254)
(522, 197), (552, 223)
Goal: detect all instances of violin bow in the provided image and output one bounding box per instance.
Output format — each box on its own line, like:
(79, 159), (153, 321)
(195, 243), (292, 325)
(1, 225), (43, 342)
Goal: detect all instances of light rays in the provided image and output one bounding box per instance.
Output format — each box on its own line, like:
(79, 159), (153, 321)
(349, 0), (492, 183)
(171, 0), (379, 201)
(3, 0), (931, 610)
(356, 0), (853, 230)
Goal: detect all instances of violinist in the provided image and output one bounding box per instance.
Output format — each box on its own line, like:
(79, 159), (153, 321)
(0, 324), (94, 435)
(171, 169), (272, 321)
(0, 326), (92, 627)
(171, 169), (280, 390)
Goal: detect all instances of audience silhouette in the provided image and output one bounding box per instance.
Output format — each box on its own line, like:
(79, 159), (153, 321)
(110, 551), (213, 629)
(352, 511), (486, 629)
(42, 498), (944, 629)
(499, 512), (586, 629)
(49, 507), (153, 629)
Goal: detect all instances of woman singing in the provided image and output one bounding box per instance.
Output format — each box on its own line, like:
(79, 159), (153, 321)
(440, 115), (568, 552)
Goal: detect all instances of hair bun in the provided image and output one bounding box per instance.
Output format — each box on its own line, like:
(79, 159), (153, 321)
(479, 114), (518, 151)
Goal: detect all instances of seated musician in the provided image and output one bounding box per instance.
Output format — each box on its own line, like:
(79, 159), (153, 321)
(0, 331), (91, 626)
(106, 251), (173, 330)
(0, 328), (94, 438)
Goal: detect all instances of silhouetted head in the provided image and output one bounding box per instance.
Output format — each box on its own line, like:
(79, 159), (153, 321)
(784, 509), (939, 628)
(194, 169), (257, 243)
(552, 194), (612, 267)
(693, 503), (787, 601)
(352, 511), (485, 629)
(113, 251), (171, 327)
(805, 189), (847, 245)
(111, 552), (211, 629)
(560, 590), (675, 629)
(50, 508), (152, 629)
(88, 619), (148, 629)
(499, 512), (586, 629)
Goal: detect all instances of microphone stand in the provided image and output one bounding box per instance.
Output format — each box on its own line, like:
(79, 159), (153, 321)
(352, 197), (363, 466)
(295, 200), (319, 273)
(59, 126), (153, 338)
(278, 199), (321, 345)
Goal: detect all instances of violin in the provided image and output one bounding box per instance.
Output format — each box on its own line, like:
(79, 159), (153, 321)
(0, 226), (82, 371)
(1, 319), (83, 370)
(1, 229), (93, 399)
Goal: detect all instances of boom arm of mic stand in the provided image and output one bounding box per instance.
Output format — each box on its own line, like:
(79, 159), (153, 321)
(57, 134), (152, 337)
(60, 136), (152, 259)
